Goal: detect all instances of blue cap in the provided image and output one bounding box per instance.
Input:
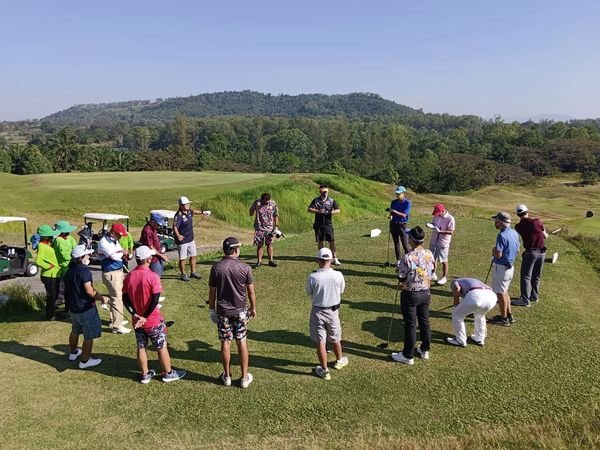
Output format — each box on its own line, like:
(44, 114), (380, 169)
(150, 213), (167, 226)
(395, 186), (406, 194)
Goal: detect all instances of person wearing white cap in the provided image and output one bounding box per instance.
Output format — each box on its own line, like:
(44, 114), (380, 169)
(512, 204), (549, 307)
(64, 245), (109, 369)
(308, 185), (341, 265)
(173, 195), (211, 281)
(386, 186), (411, 261)
(305, 247), (348, 380)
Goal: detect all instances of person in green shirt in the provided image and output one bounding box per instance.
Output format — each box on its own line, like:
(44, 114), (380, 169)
(119, 226), (135, 270)
(53, 220), (78, 278)
(36, 225), (62, 320)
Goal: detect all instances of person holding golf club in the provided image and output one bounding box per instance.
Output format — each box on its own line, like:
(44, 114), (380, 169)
(64, 245), (109, 369)
(119, 228), (135, 270)
(140, 212), (170, 277)
(208, 237), (256, 388)
(512, 204), (548, 307)
(35, 225), (63, 321)
(249, 192), (279, 269)
(308, 185), (341, 265)
(305, 247), (348, 380)
(97, 223), (131, 334)
(123, 245), (186, 384)
(446, 278), (497, 347)
(391, 226), (434, 365)
(173, 196), (211, 281)
(387, 186), (411, 262)
(428, 204), (455, 286)
(489, 212), (520, 327)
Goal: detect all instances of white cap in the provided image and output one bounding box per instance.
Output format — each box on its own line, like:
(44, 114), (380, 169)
(316, 248), (333, 260)
(179, 196), (191, 205)
(135, 245), (156, 260)
(516, 204), (528, 215)
(71, 245), (94, 259)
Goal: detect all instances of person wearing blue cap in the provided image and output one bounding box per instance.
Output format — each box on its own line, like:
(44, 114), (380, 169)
(140, 213), (170, 277)
(386, 186), (411, 261)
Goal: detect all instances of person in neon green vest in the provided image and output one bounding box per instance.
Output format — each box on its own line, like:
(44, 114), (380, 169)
(53, 220), (78, 278)
(118, 225), (135, 270)
(36, 225), (62, 320)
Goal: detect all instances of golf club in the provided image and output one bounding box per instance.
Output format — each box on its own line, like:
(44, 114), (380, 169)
(164, 260), (209, 304)
(383, 214), (392, 267)
(378, 281), (401, 349)
(438, 304), (454, 312)
(484, 259), (493, 285)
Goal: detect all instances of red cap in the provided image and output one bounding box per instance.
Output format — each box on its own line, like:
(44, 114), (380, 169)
(110, 223), (127, 237)
(432, 204), (445, 216)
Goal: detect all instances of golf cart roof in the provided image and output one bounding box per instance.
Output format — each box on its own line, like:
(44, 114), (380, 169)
(0, 216), (27, 224)
(83, 213), (129, 221)
(150, 210), (177, 219)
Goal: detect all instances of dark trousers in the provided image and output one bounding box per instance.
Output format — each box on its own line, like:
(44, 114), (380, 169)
(390, 222), (410, 260)
(520, 250), (545, 303)
(400, 289), (431, 358)
(41, 276), (60, 319)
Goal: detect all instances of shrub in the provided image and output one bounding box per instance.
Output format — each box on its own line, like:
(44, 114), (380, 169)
(0, 284), (45, 317)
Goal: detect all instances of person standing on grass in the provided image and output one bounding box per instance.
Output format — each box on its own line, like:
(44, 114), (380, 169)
(308, 185), (341, 265)
(488, 212), (520, 327)
(123, 246), (186, 384)
(140, 212), (170, 277)
(446, 278), (497, 348)
(35, 225), (62, 321)
(208, 237), (256, 388)
(173, 196), (211, 281)
(429, 204), (455, 286)
(249, 192), (279, 269)
(97, 223), (131, 334)
(119, 227), (135, 271)
(305, 247), (348, 380)
(512, 204), (548, 307)
(387, 186), (411, 261)
(391, 226), (434, 365)
(65, 245), (108, 369)
(52, 220), (78, 308)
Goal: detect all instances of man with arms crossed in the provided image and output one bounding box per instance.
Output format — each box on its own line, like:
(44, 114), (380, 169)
(173, 196), (211, 281)
(305, 247), (348, 380)
(208, 237), (257, 388)
(140, 212), (170, 277)
(308, 185), (341, 265)
(429, 203), (455, 286)
(249, 192), (279, 269)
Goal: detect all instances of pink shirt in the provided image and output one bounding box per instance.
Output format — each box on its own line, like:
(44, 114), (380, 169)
(122, 266), (164, 329)
(430, 212), (455, 248)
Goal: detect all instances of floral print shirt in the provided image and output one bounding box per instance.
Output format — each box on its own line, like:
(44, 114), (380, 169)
(397, 246), (434, 291)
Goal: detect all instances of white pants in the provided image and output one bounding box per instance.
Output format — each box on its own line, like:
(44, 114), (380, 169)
(452, 289), (497, 345)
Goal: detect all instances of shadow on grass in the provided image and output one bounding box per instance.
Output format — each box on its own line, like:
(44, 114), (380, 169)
(362, 316), (453, 346)
(365, 280), (398, 289)
(274, 255), (388, 267)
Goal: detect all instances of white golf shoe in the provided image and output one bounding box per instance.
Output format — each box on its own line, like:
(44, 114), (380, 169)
(437, 277), (447, 285)
(391, 352), (414, 365)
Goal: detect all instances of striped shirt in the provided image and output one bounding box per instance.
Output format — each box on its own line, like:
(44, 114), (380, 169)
(305, 268), (345, 308)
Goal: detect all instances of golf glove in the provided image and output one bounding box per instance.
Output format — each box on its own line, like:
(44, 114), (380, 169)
(209, 309), (218, 323)
(203, 210), (212, 216)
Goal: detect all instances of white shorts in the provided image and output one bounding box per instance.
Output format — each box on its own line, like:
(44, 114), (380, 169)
(177, 241), (197, 260)
(492, 264), (514, 294)
(429, 244), (449, 263)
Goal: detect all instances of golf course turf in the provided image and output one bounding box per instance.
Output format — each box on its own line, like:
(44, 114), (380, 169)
(1, 172), (599, 448)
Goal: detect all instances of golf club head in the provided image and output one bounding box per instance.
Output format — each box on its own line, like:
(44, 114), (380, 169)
(377, 342), (389, 349)
(165, 320), (175, 328)
(384, 262), (391, 267)
(551, 228), (562, 234)
(586, 210), (594, 218)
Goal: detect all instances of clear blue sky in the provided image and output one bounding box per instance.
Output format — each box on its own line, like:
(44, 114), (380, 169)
(1, 0), (599, 121)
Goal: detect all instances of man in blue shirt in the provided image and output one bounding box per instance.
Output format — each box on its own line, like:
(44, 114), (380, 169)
(489, 212), (520, 327)
(387, 186), (411, 261)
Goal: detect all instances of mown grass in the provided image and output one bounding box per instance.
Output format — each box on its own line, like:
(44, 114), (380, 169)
(1, 214), (600, 448)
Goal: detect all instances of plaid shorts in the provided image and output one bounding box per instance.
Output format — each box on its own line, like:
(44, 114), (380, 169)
(217, 310), (249, 341)
(253, 230), (273, 247)
(135, 321), (167, 349)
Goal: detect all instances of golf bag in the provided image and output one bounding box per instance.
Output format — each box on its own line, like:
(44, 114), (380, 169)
(77, 224), (94, 250)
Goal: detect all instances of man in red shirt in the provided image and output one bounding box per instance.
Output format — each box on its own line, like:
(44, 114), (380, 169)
(123, 246), (186, 384)
(512, 204), (548, 307)
(139, 212), (170, 277)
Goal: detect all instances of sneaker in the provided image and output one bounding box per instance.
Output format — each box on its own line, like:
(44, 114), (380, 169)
(490, 316), (510, 327)
(511, 299), (530, 307)
(333, 258), (341, 266)
(268, 260), (278, 267)
(79, 357), (102, 369)
(314, 366), (331, 380)
(180, 274), (190, 282)
(68, 348), (82, 361)
(240, 373), (254, 388)
(141, 369), (156, 384)
(469, 335), (485, 346)
(416, 347), (430, 359)
(431, 273), (438, 281)
(121, 320), (129, 325)
(552, 252), (559, 264)
(159, 296), (166, 303)
(112, 327), (131, 334)
(391, 352), (414, 365)
(437, 276), (447, 285)
(190, 272), (202, 279)
(220, 372), (232, 387)
(162, 369), (187, 382)
(530, 298), (539, 304)
(254, 262), (262, 269)
(508, 314), (516, 324)
(333, 356), (349, 370)
(446, 337), (467, 347)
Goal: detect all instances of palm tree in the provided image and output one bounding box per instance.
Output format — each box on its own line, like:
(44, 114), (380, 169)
(47, 128), (78, 172)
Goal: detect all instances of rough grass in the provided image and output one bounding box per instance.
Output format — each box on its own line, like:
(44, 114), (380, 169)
(0, 283), (45, 317)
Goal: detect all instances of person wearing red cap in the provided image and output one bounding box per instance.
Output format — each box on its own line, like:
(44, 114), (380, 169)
(97, 223), (131, 334)
(428, 204), (455, 285)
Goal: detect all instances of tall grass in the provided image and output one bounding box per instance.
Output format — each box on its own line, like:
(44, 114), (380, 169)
(0, 283), (45, 317)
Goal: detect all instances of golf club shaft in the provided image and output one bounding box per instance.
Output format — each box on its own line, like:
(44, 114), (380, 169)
(383, 282), (401, 345)
(484, 260), (493, 285)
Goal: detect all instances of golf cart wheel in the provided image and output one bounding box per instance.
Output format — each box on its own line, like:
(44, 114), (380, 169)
(160, 244), (167, 254)
(26, 263), (39, 277)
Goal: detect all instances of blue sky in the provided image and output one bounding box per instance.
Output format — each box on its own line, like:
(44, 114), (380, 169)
(1, 0), (599, 121)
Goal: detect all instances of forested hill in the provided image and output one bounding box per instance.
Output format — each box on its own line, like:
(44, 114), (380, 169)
(43, 91), (421, 126)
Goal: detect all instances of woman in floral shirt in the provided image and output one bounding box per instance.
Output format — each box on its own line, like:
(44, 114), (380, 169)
(392, 226), (434, 365)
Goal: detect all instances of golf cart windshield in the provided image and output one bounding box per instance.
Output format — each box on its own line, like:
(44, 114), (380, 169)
(0, 217), (28, 246)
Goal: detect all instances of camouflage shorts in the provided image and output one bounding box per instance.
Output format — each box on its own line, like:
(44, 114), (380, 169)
(253, 230), (274, 247)
(217, 310), (249, 341)
(135, 321), (167, 349)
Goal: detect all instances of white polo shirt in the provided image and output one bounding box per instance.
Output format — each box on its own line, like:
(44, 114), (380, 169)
(305, 268), (345, 307)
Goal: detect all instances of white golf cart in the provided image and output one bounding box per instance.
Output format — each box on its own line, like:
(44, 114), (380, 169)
(0, 216), (39, 278)
(79, 213), (130, 263)
(150, 210), (177, 254)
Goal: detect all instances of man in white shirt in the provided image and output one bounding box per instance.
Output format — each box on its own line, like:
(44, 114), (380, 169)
(305, 247), (348, 380)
